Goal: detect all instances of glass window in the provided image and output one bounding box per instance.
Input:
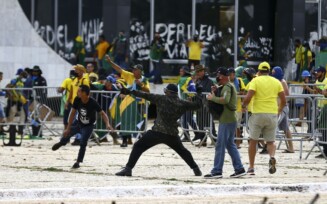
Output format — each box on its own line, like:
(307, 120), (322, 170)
(129, 0), (151, 73)
(18, 0), (32, 22)
(196, 0), (235, 73)
(82, 0), (103, 56)
(33, 0), (55, 50)
(238, 0), (275, 63)
(57, 0), (79, 61)
(321, 0), (327, 37)
(154, 0), (192, 75)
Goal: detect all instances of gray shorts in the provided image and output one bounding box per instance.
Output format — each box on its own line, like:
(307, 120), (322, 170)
(278, 106), (289, 132)
(248, 113), (278, 142)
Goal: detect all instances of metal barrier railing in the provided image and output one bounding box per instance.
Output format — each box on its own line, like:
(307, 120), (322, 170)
(179, 92), (216, 147)
(179, 90), (320, 158)
(1, 85), (325, 159)
(0, 87), (150, 144)
(1, 87), (36, 146)
(305, 97), (327, 160)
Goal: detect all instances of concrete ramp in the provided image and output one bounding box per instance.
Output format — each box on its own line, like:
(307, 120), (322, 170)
(0, 0), (71, 87)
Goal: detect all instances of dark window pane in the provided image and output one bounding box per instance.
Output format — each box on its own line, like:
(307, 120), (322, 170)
(196, 0), (235, 72)
(238, 0), (275, 62)
(129, 0), (151, 72)
(18, 0), (32, 22)
(33, 0), (55, 50)
(82, 0), (103, 55)
(57, 0), (79, 61)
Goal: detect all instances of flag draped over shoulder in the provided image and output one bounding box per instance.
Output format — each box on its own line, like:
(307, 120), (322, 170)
(119, 95), (142, 135)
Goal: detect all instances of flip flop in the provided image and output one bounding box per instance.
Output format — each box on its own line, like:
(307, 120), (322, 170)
(282, 149), (294, 153)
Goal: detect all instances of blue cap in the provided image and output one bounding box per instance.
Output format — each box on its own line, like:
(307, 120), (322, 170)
(301, 70), (311, 77)
(106, 75), (116, 83)
(16, 68), (24, 75)
(271, 66), (284, 81)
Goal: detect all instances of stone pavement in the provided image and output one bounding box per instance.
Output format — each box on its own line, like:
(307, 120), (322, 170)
(0, 125), (327, 203)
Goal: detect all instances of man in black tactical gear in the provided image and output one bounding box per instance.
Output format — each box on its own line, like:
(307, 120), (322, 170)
(115, 83), (203, 177)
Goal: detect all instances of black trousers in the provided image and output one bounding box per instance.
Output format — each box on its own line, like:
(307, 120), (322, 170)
(126, 130), (198, 169)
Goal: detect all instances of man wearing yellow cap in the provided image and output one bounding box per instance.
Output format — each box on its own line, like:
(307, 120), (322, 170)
(242, 61), (286, 176)
(65, 64), (90, 145)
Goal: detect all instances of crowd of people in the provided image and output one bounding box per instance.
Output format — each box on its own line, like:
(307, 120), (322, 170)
(0, 66), (47, 136)
(1, 34), (327, 178)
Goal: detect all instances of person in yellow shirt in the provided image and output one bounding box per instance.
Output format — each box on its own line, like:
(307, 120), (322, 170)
(65, 64), (90, 145)
(302, 43), (313, 73)
(294, 39), (305, 81)
(94, 35), (110, 69)
(58, 70), (76, 129)
(186, 34), (204, 68)
(317, 83), (327, 158)
(106, 55), (150, 147)
(242, 61), (286, 176)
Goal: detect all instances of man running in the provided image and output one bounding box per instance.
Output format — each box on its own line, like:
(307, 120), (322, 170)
(52, 85), (114, 169)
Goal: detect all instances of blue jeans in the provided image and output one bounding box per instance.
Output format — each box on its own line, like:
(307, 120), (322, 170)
(59, 120), (93, 163)
(211, 122), (244, 174)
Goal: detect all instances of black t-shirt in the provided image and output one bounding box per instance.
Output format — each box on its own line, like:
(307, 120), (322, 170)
(73, 97), (102, 126)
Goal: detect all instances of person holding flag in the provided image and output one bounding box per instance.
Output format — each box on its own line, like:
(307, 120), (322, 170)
(105, 55), (150, 147)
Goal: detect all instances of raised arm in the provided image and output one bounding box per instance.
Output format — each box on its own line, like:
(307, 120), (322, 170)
(182, 94), (202, 111)
(120, 87), (161, 104)
(105, 55), (123, 74)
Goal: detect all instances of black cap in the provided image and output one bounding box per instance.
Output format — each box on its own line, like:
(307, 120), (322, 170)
(133, 64), (144, 71)
(164, 84), (178, 94)
(216, 67), (229, 76)
(227, 67), (235, 75)
(33, 65), (42, 74)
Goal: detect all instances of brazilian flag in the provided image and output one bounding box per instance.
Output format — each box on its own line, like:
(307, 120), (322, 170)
(119, 95), (143, 135)
(109, 93), (123, 128)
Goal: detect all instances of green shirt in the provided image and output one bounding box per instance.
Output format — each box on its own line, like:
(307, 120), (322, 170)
(211, 82), (237, 123)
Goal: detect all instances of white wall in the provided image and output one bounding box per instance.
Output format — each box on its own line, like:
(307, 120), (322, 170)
(0, 0), (72, 87)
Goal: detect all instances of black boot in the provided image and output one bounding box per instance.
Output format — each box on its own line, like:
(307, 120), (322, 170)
(193, 167), (202, 176)
(115, 167), (132, 176)
(120, 138), (128, 147)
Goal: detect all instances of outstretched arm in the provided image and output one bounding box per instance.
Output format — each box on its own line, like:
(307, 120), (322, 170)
(105, 55), (122, 74)
(121, 88), (161, 104)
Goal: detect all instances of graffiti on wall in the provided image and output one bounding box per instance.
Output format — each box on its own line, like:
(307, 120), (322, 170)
(239, 26), (273, 61)
(129, 21), (274, 66)
(129, 20), (150, 61)
(33, 19), (103, 61)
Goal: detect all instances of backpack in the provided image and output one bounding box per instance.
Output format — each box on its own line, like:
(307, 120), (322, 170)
(205, 83), (236, 120)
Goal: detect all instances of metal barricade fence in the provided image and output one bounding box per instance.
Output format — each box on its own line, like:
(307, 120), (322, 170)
(1, 87), (150, 141)
(91, 90), (149, 137)
(179, 90), (318, 157)
(289, 83), (325, 95)
(1, 87), (36, 145)
(31, 86), (64, 137)
(305, 97), (327, 161)
(179, 92), (215, 146)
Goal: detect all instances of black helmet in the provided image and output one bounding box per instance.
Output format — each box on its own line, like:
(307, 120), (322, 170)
(243, 68), (256, 79)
